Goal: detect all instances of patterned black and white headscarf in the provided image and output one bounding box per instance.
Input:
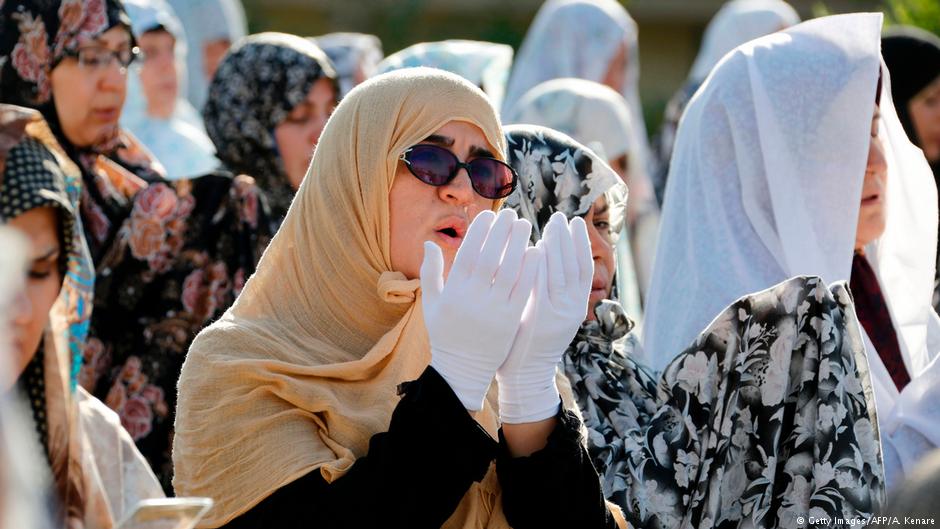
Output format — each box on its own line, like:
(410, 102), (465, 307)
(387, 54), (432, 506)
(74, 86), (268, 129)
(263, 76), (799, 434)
(203, 32), (337, 222)
(504, 124), (625, 243)
(503, 124), (883, 527)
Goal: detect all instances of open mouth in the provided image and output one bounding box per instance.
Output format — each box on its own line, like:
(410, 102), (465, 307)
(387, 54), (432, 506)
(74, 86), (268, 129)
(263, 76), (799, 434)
(433, 217), (468, 247)
(861, 192), (881, 206)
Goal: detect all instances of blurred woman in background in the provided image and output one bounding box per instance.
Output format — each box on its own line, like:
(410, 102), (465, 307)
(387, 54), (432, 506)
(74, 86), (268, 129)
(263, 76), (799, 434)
(651, 0), (799, 205)
(0, 104), (163, 528)
(504, 0), (659, 298)
(0, 0), (274, 491)
(377, 40), (514, 111)
(312, 32), (383, 99)
(203, 33), (339, 225)
(505, 78), (649, 318)
(121, 0), (219, 180)
(166, 0), (248, 111)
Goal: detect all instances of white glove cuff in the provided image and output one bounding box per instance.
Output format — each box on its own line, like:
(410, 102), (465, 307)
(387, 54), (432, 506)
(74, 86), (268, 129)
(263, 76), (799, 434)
(497, 378), (561, 424)
(431, 351), (493, 411)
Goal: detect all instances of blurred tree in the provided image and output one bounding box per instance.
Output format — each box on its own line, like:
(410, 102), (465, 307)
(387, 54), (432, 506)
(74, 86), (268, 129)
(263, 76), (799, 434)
(811, 2), (833, 16)
(883, 0), (940, 36)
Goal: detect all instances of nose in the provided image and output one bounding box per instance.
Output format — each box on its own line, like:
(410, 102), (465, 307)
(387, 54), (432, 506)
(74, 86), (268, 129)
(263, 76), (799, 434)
(586, 220), (608, 260)
(866, 137), (887, 180)
(308, 114), (328, 148)
(438, 166), (475, 205)
(10, 287), (32, 327)
(99, 59), (128, 93)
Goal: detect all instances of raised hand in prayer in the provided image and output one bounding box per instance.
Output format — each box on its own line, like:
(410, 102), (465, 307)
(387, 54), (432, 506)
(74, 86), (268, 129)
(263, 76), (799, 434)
(420, 208), (541, 411)
(497, 212), (594, 424)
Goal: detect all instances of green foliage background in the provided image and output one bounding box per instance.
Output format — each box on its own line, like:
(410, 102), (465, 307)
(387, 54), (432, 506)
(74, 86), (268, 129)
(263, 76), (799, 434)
(883, 0), (940, 36)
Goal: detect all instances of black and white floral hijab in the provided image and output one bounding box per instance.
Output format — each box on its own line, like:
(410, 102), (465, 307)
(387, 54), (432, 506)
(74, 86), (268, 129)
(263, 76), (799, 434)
(505, 123), (641, 492)
(203, 32), (338, 222)
(504, 124), (625, 243)
(504, 124), (884, 527)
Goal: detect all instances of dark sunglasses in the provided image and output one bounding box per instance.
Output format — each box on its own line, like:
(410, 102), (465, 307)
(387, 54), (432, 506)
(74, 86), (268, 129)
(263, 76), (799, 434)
(399, 144), (518, 199)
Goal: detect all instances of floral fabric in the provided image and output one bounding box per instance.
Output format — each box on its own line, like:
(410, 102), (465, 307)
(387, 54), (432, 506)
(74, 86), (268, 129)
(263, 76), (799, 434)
(504, 124), (624, 243)
(0, 0), (132, 108)
(0, 1), (275, 492)
(503, 124), (884, 525)
(76, 120), (271, 494)
(203, 32), (337, 223)
(81, 169), (271, 491)
(566, 277), (884, 528)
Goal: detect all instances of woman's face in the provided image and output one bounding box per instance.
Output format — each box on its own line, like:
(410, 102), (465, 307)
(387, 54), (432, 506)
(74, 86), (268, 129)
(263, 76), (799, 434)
(49, 26), (131, 148)
(910, 75), (940, 162)
(389, 120), (496, 280)
(584, 195), (615, 321)
(609, 154), (629, 185)
(274, 78), (338, 190)
(856, 107), (888, 251)
(7, 207), (62, 381)
(138, 29), (178, 119)
(601, 40), (628, 94)
(202, 38), (231, 82)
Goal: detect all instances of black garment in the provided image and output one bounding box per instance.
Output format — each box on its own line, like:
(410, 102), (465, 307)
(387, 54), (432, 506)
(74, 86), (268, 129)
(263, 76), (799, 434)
(222, 367), (616, 529)
(497, 409), (616, 529)
(881, 27), (940, 150)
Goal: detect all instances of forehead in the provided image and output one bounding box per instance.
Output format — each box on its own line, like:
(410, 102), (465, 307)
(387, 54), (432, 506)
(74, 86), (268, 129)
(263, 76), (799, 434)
(89, 25), (132, 48)
(139, 29), (175, 45)
(429, 120), (496, 154)
(6, 207), (60, 253)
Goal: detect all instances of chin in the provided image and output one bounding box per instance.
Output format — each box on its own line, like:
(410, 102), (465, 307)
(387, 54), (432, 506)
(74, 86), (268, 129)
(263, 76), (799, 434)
(588, 292), (606, 312)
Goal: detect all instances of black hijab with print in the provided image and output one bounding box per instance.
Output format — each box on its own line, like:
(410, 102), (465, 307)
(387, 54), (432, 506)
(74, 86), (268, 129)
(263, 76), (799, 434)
(0, 109), (76, 442)
(204, 32), (338, 223)
(502, 125), (883, 527)
(1, 127), (72, 466)
(881, 26), (940, 155)
(0, 104), (90, 521)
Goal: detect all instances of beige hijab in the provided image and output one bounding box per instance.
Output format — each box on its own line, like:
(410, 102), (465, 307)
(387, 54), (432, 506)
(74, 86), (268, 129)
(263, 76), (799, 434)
(175, 68), (559, 528)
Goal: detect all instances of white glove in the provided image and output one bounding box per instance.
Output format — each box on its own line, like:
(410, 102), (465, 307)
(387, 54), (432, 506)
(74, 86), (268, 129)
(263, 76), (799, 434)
(421, 209), (541, 411)
(496, 212), (594, 424)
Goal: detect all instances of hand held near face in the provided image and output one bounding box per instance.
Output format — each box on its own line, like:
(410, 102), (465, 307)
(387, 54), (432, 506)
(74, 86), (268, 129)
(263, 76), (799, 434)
(496, 212), (594, 424)
(420, 209), (540, 411)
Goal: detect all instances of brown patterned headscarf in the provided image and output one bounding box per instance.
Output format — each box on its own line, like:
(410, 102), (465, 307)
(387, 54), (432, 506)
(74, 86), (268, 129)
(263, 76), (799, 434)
(0, 0), (133, 108)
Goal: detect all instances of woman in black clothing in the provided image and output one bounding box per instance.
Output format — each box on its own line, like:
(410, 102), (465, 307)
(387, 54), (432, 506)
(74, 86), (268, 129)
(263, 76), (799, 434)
(173, 68), (625, 529)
